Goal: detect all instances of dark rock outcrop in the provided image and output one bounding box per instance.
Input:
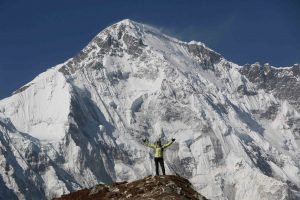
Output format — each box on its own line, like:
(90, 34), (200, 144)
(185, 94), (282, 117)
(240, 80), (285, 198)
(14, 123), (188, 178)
(240, 63), (300, 111)
(53, 175), (208, 200)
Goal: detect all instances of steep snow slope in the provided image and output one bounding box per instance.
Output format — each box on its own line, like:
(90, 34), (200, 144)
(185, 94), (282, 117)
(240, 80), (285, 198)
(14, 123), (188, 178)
(0, 114), (45, 199)
(0, 19), (299, 200)
(0, 67), (71, 141)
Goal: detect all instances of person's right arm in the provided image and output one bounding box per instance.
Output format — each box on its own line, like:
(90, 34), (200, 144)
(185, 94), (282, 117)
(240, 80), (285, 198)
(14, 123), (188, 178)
(143, 139), (155, 149)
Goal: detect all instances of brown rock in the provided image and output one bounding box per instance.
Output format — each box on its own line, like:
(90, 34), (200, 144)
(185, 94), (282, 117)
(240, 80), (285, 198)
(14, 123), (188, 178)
(53, 175), (208, 200)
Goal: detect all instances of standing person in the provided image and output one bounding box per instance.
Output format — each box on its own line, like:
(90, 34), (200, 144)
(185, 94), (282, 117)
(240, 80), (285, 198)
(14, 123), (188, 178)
(143, 138), (176, 176)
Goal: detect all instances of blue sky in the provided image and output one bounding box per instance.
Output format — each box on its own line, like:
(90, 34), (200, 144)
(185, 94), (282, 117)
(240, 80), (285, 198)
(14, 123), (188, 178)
(0, 0), (299, 99)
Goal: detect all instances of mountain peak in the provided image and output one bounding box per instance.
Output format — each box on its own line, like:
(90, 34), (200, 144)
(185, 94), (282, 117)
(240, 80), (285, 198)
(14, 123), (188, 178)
(57, 18), (222, 77)
(97, 18), (142, 38)
(115, 18), (138, 26)
(53, 175), (208, 200)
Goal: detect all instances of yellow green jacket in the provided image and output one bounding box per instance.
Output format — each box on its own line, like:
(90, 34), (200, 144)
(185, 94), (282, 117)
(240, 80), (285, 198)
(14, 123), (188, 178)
(144, 140), (174, 158)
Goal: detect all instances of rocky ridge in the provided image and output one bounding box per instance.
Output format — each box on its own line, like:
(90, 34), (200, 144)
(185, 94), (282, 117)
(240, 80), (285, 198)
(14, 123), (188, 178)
(54, 175), (208, 200)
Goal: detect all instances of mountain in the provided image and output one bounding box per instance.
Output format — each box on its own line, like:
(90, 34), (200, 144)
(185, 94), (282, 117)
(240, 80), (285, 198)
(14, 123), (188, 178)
(53, 175), (208, 200)
(0, 19), (299, 200)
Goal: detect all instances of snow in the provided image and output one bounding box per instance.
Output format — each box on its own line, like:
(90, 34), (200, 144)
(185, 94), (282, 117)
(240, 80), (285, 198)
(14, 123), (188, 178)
(42, 166), (69, 198)
(0, 69), (71, 141)
(0, 19), (299, 200)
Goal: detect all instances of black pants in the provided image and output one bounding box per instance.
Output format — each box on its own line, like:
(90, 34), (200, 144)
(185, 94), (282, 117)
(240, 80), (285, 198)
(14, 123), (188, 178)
(154, 157), (165, 175)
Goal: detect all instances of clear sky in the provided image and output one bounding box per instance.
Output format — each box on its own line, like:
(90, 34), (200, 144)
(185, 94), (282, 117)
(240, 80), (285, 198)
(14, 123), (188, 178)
(0, 0), (299, 99)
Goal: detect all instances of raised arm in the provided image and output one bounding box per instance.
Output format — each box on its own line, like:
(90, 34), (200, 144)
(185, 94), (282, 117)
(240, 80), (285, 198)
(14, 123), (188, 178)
(143, 139), (155, 149)
(163, 138), (175, 149)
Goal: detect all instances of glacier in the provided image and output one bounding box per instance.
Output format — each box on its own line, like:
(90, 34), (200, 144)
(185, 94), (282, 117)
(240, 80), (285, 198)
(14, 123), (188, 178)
(0, 19), (299, 200)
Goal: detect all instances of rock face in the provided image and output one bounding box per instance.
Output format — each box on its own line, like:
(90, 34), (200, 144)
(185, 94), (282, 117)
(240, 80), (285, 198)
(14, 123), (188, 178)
(0, 19), (300, 200)
(240, 63), (300, 112)
(240, 63), (300, 145)
(53, 175), (208, 200)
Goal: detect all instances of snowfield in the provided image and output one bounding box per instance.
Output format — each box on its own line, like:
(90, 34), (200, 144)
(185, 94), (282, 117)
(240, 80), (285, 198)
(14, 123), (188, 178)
(0, 19), (299, 200)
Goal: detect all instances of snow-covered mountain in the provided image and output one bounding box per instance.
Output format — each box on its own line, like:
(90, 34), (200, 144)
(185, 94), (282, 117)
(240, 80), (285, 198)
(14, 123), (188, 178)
(0, 19), (300, 200)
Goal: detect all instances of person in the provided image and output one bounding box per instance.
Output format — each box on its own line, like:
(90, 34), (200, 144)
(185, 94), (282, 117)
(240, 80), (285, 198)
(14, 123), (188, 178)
(142, 138), (176, 176)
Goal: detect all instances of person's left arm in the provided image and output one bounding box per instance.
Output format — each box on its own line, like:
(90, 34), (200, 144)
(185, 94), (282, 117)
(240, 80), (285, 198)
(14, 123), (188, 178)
(163, 138), (175, 149)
